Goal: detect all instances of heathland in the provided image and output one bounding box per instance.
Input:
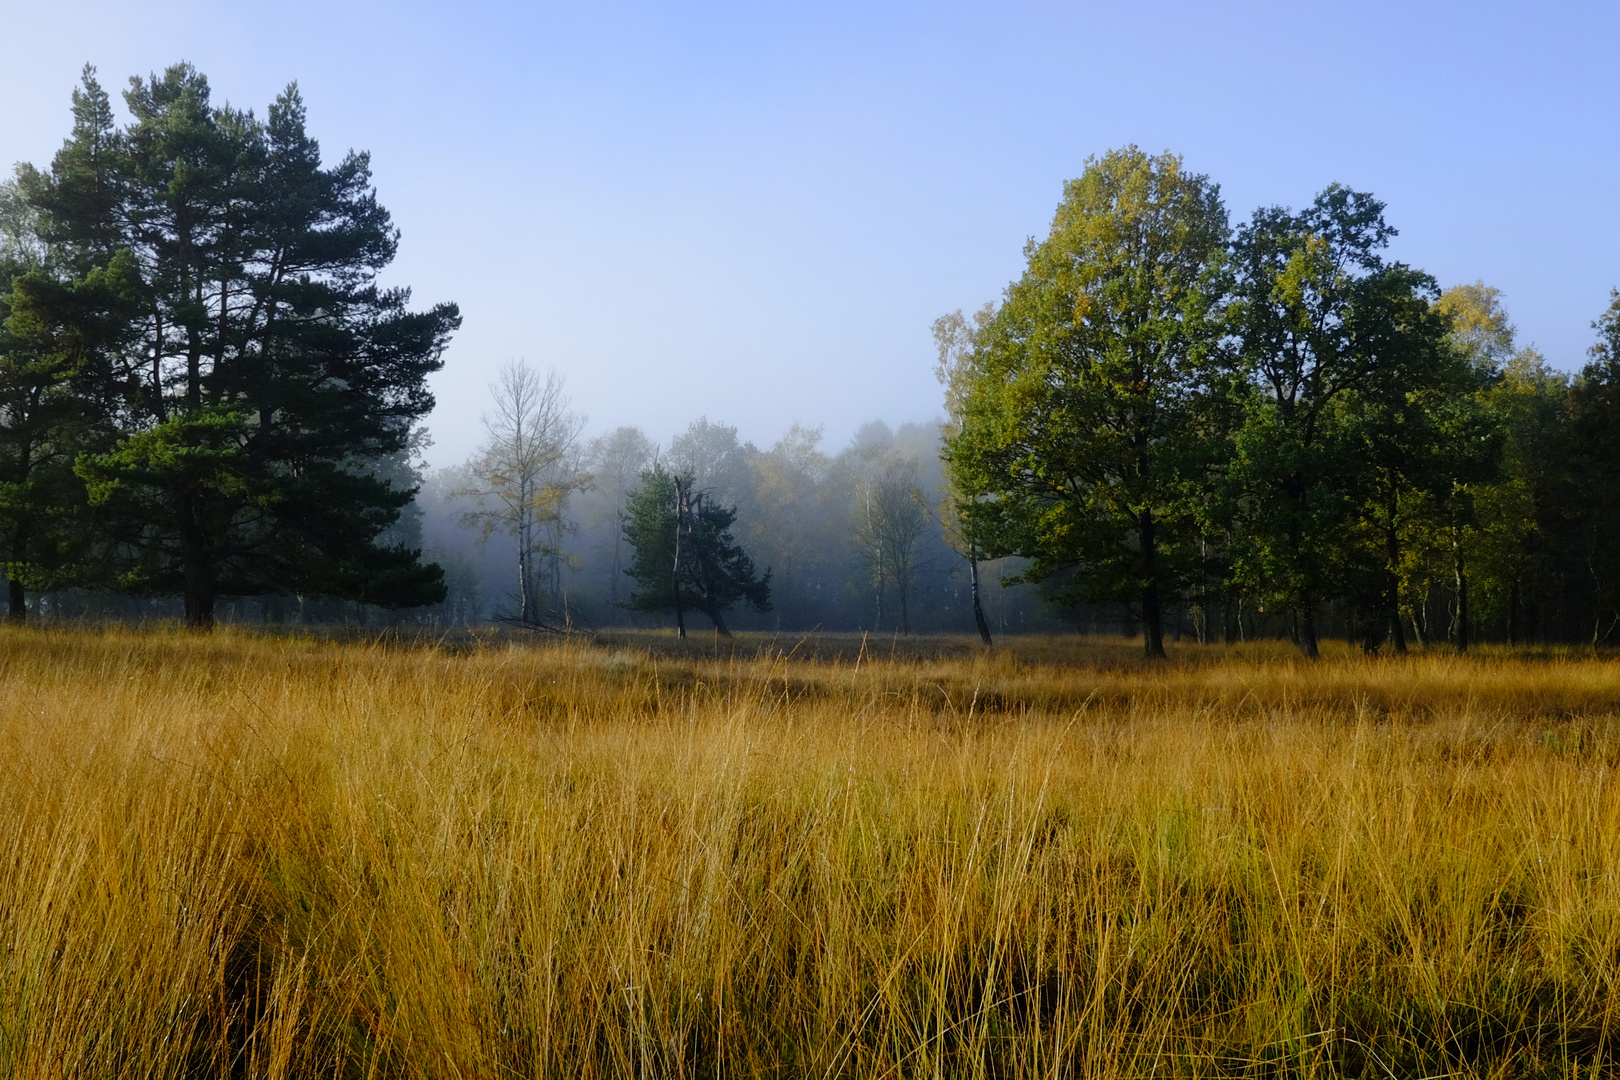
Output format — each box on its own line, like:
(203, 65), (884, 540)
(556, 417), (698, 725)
(1, 628), (1617, 1078)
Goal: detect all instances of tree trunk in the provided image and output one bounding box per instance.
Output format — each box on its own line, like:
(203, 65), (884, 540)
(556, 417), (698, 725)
(1139, 509), (1165, 658)
(517, 547), (530, 624)
(1385, 487), (1407, 653)
(181, 492), (215, 630)
(873, 558), (883, 633)
(1142, 582), (1166, 659)
(184, 583), (216, 629)
(1387, 606), (1407, 654)
(1298, 606), (1320, 659)
(517, 492), (536, 625)
(1508, 579), (1521, 646)
(670, 501), (683, 641)
(703, 601), (733, 639)
(671, 479), (686, 640)
(1452, 540), (1470, 651)
(7, 579), (23, 624)
(1385, 554), (1407, 654)
(969, 557), (992, 645)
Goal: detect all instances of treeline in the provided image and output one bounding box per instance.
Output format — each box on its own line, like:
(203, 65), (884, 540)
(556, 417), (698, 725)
(7, 67), (1619, 647)
(941, 147), (1620, 655)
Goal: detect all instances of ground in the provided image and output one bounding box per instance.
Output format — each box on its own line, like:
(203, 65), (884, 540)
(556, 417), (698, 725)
(1, 627), (1616, 1077)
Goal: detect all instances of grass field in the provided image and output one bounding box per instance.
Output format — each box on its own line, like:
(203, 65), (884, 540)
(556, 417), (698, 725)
(1, 627), (1617, 1078)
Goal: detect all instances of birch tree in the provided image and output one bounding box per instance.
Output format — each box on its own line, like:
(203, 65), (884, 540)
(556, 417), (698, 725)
(460, 362), (586, 625)
(934, 304), (996, 643)
(854, 451), (927, 634)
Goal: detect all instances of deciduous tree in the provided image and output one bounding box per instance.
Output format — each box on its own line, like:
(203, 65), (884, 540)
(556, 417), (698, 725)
(1227, 186), (1446, 656)
(943, 147), (1232, 657)
(460, 362), (587, 626)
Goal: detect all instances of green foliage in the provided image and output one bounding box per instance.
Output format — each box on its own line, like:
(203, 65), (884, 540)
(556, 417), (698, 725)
(942, 147), (1233, 656)
(12, 63), (458, 625)
(622, 464), (770, 635)
(1224, 186), (1459, 654)
(0, 229), (143, 614)
(1568, 290), (1620, 641)
(938, 150), (1620, 651)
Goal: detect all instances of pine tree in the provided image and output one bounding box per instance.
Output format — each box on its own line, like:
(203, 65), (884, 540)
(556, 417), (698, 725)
(622, 464), (769, 637)
(27, 65), (458, 627)
(0, 171), (140, 619)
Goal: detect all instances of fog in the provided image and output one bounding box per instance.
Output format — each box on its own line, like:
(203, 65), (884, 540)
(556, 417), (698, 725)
(410, 412), (1083, 636)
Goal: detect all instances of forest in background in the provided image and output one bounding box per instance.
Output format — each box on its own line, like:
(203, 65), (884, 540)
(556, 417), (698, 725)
(418, 414), (1063, 637)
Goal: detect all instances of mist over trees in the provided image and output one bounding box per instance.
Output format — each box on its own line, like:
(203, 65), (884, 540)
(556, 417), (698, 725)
(412, 414), (1060, 636)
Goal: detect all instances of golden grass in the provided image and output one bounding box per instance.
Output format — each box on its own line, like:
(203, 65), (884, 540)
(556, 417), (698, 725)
(1, 627), (1618, 1078)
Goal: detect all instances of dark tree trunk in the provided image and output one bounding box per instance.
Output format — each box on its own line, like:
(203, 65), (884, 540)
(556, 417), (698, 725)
(1385, 488), (1407, 654)
(1139, 508), (1166, 658)
(1387, 605), (1407, 654)
(969, 557), (992, 645)
(873, 563), (883, 633)
(703, 601), (733, 639)
(1385, 554), (1407, 654)
(671, 478), (686, 640)
(181, 493), (215, 630)
(184, 583), (216, 629)
(1142, 582), (1166, 659)
(1453, 541), (1470, 651)
(7, 579), (23, 624)
(1508, 579), (1521, 646)
(1298, 606), (1320, 659)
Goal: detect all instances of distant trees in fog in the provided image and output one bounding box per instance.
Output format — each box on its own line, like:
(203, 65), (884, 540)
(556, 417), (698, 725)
(411, 416), (1059, 636)
(456, 362), (585, 627)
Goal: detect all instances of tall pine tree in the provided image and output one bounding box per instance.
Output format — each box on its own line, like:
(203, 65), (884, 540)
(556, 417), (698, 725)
(27, 65), (457, 626)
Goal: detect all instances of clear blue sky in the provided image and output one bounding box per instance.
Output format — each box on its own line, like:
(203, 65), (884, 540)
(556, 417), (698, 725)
(5, 1), (1618, 465)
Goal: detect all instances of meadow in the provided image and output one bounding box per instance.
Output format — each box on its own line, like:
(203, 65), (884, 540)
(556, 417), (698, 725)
(1, 627), (1617, 1079)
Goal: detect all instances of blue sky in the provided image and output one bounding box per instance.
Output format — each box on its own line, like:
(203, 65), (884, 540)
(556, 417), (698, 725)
(5, 0), (1618, 465)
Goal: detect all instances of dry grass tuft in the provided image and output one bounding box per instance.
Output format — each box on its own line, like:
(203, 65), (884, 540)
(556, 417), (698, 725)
(1, 627), (1617, 1077)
